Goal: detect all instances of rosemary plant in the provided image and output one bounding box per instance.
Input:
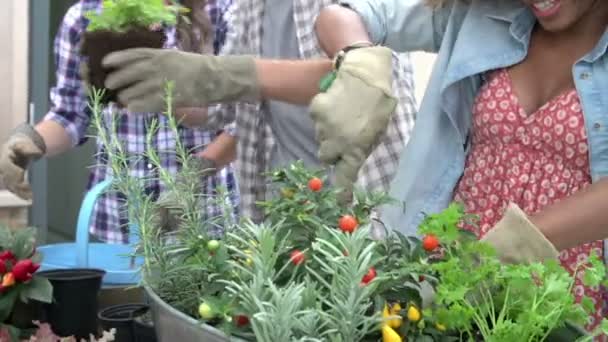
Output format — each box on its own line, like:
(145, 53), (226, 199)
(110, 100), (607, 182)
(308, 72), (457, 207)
(87, 84), (235, 316)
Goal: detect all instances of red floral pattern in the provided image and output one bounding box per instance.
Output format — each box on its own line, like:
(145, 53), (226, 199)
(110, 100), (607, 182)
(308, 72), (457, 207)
(454, 69), (607, 333)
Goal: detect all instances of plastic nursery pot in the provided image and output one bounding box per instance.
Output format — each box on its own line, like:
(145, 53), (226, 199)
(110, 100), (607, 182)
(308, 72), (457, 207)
(81, 27), (165, 105)
(98, 303), (150, 342)
(7, 299), (43, 330)
(132, 306), (157, 342)
(545, 321), (589, 341)
(37, 268), (106, 339)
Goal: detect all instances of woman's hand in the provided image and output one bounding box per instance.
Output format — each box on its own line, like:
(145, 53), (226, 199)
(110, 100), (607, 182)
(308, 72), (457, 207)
(481, 203), (559, 264)
(309, 46), (396, 203)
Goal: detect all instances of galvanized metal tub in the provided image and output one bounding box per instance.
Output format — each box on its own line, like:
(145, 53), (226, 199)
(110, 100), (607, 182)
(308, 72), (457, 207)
(145, 286), (241, 342)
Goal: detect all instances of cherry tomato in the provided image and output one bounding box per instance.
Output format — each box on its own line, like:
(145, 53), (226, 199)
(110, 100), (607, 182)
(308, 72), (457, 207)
(361, 267), (377, 285)
(198, 302), (214, 320)
(290, 250), (305, 265)
(422, 235), (440, 252)
(338, 215), (358, 233)
(308, 177), (323, 192)
(234, 314), (250, 327)
(207, 240), (220, 252)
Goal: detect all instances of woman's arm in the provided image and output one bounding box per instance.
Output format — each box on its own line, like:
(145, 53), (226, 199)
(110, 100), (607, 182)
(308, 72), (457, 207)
(531, 178), (608, 250)
(197, 131), (237, 169)
(34, 121), (72, 157)
(315, 1), (449, 57)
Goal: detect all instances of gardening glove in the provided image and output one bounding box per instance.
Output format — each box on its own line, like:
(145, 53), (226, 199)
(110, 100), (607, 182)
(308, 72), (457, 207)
(481, 203), (559, 264)
(102, 48), (259, 113)
(156, 157), (217, 232)
(0, 124), (46, 200)
(310, 46), (396, 204)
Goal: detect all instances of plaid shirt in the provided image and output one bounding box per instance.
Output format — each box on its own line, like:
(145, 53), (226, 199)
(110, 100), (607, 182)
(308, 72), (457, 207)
(44, 0), (237, 243)
(217, 0), (418, 222)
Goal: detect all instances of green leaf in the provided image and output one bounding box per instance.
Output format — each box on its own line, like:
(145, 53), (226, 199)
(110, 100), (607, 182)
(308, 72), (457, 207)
(580, 296), (595, 314)
(21, 277), (53, 304)
(0, 290), (19, 322)
(601, 319), (608, 335)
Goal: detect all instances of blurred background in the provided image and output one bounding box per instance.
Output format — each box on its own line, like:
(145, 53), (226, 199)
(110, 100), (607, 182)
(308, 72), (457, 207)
(0, 0), (435, 244)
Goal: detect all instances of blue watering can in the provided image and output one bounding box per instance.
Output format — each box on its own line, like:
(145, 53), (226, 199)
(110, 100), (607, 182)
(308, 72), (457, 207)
(37, 178), (143, 286)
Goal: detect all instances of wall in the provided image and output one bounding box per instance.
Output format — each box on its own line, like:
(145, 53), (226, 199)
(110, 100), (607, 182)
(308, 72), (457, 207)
(0, 0), (31, 229)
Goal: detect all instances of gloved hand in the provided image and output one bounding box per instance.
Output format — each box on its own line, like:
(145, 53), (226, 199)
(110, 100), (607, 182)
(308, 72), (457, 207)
(310, 46), (396, 203)
(0, 124), (46, 200)
(156, 157), (217, 232)
(101, 48), (259, 113)
(481, 203), (559, 264)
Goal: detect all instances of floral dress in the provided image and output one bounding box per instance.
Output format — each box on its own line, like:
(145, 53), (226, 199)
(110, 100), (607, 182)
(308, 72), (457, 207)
(453, 69), (607, 334)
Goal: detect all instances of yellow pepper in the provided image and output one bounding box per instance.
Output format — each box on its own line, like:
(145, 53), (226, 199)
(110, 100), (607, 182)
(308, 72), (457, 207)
(382, 324), (402, 342)
(280, 187), (295, 199)
(381, 303), (403, 342)
(244, 249), (254, 266)
(2, 272), (15, 288)
(390, 303), (402, 328)
(386, 303), (402, 328)
(407, 305), (421, 322)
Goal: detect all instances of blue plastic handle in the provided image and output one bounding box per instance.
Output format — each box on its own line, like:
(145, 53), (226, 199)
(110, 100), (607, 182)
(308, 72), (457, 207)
(75, 178), (140, 267)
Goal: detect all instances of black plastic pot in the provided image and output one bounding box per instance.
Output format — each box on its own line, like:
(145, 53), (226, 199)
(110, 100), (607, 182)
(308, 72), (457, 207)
(38, 268), (105, 339)
(98, 303), (151, 342)
(132, 306), (157, 342)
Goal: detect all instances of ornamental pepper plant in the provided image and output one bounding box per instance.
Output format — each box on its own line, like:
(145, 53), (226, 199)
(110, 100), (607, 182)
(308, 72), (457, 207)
(0, 226), (52, 341)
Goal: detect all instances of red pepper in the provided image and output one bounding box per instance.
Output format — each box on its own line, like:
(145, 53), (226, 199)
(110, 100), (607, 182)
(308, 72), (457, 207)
(12, 259), (40, 282)
(0, 251), (16, 265)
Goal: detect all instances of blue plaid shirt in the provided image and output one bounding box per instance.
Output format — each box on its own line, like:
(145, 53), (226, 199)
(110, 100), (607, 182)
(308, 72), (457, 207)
(44, 0), (237, 243)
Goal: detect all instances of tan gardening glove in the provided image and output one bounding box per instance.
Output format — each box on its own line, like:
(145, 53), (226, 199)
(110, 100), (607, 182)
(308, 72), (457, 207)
(482, 203), (559, 264)
(310, 46), (396, 203)
(101, 48), (259, 113)
(0, 124), (46, 200)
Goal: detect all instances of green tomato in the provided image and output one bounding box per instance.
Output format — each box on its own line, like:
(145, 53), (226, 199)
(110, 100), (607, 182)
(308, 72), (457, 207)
(198, 302), (214, 320)
(207, 240), (220, 252)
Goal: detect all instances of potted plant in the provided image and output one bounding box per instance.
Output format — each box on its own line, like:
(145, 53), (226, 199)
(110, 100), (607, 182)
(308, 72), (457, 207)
(36, 268), (106, 339)
(88, 85), (608, 342)
(81, 0), (187, 104)
(0, 226), (53, 340)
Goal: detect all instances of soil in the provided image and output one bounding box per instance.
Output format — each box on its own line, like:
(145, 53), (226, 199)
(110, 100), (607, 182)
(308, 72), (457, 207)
(81, 27), (166, 105)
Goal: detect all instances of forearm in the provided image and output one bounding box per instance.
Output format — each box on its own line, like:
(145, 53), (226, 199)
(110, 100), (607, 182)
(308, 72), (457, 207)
(34, 120), (72, 157)
(198, 131), (237, 169)
(530, 178), (608, 250)
(255, 59), (332, 105)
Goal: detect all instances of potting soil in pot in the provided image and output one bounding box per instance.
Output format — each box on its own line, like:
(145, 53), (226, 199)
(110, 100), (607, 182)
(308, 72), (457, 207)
(81, 28), (165, 105)
(38, 268), (105, 339)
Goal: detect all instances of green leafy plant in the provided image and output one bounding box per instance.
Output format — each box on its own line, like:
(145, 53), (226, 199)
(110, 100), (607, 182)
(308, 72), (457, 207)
(85, 0), (187, 32)
(415, 203), (608, 342)
(0, 226), (52, 340)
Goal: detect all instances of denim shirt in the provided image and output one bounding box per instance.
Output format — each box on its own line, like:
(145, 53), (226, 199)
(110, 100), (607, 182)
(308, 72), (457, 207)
(341, 0), (608, 244)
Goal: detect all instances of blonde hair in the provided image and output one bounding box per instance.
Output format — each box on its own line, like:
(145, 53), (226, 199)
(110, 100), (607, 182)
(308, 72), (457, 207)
(176, 0), (214, 54)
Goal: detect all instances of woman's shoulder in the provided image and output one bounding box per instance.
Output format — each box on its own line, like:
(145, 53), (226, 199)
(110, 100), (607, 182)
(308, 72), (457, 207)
(60, 1), (97, 37)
